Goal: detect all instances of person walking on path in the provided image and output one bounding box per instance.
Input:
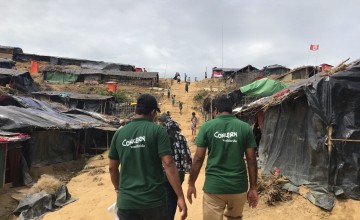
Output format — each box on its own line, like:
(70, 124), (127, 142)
(185, 82), (189, 93)
(190, 112), (197, 136)
(109, 94), (187, 220)
(171, 95), (176, 107)
(167, 87), (171, 99)
(178, 101), (183, 114)
(159, 113), (192, 220)
(187, 95), (258, 220)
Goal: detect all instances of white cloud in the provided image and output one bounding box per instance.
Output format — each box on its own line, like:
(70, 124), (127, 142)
(1, 0), (359, 78)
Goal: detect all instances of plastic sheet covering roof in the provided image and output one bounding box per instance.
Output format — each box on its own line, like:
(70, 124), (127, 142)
(0, 68), (28, 76)
(43, 67), (158, 78)
(102, 70), (159, 78)
(0, 95), (113, 130)
(0, 131), (30, 143)
(43, 68), (102, 75)
(32, 91), (114, 101)
(0, 58), (15, 64)
(81, 61), (134, 70)
(240, 78), (288, 97)
(245, 59), (360, 208)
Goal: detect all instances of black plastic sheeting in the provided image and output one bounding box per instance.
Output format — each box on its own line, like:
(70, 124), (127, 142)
(13, 185), (76, 220)
(304, 61), (360, 201)
(0, 72), (38, 93)
(29, 131), (79, 167)
(259, 60), (360, 210)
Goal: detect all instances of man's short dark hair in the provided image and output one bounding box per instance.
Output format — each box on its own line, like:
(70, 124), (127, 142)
(214, 95), (233, 113)
(135, 94), (160, 115)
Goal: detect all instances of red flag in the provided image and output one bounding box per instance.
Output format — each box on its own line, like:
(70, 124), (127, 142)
(310, 44), (319, 51)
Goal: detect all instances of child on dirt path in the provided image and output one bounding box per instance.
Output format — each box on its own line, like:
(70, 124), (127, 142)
(172, 95), (176, 106)
(178, 101), (184, 114)
(191, 112), (197, 136)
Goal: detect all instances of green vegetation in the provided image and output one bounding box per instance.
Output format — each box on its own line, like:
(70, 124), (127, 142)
(112, 90), (133, 103)
(96, 88), (133, 103)
(193, 89), (209, 103)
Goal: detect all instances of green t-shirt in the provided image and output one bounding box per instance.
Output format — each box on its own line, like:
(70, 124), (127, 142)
(108, 118), (171, 209)
(195, 114), (256, 194)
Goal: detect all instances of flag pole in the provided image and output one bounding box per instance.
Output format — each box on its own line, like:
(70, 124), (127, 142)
(315, 47), (319, 81)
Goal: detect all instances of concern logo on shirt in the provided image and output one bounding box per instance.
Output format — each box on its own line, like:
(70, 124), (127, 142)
(213, 132), (238, 143)
(122, 136), (146, 148)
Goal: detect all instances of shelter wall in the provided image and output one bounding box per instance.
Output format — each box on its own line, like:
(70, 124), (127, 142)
(234, 71), (265, 87)
(0, 52), (13, 59)
(29, 130), (79, 167)
(260, 96), (329, 186)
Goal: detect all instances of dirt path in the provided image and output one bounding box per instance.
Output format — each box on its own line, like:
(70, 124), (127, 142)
(42, 79), (359, 220)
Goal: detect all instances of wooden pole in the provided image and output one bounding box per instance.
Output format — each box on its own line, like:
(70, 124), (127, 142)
(107, 131), (109, 149)
(210, 86), (213, 121)
(331, 138), (360, 142)
(327, 126), (333, 156)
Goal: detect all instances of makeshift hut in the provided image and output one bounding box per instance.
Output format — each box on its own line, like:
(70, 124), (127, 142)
(0, 45), (23, 60)
(102, 70), (159, 86)
(0, 131), (30, 188)
(237, 59), (360, 210)
(272, 65), (319, 81)
(32, 91), (115, 114)
(0, 95), (117, 168)
(0, 58), (16, 69)
(42, 68), (102, 84)
(262, 64), (290, 75)
(0, 68), (38, 93)
(81, 61), (134, 71)
(211, 67), (239, 78)
(232, 65), (265, 86)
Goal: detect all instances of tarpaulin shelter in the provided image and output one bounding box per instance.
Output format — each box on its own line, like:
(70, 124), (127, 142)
(32, 91), (115, 114)
(102, 70), (159, 86)
(81, 61), (134, 71)
(240, 78), (287, 97)
(0, 131), (30, 188)
(271, 66), (319, 81)
(0, 58), (16, 69)
(42, 67), (159, 86)
(0, 45), (23, 60)
(0, 95), (117, 167)
(237, 59), (360, 210)
(42, 68), (102, 84)
(0, 68), (38, 93)
(262, 64), (290, 75)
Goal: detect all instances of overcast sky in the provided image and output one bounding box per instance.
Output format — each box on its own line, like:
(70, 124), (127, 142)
(1, 0), (359, 79)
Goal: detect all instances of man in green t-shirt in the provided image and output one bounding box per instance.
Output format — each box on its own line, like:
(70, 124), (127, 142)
(187, 95), (258, 220)
(109, 94), (187, 220)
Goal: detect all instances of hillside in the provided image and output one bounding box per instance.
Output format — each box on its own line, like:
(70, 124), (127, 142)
(0, 69), (358, 219)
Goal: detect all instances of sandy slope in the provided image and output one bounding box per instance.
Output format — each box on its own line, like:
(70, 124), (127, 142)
(41, 79), (358, 220)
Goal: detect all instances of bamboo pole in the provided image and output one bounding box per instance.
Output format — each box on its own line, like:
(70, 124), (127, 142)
(331, 138), (360, 142)
(327, 126), (333, 156)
